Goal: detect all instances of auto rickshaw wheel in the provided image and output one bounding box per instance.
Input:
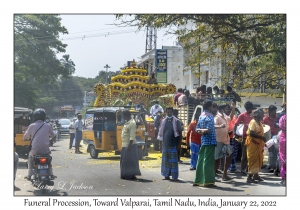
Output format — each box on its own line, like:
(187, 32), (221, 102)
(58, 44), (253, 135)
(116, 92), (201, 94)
(89, 145), (98, 159)
(138, 146), (143, 160)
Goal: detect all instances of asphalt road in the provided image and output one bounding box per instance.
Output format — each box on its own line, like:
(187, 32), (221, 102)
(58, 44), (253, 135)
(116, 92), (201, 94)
(14, 134), (286, 196)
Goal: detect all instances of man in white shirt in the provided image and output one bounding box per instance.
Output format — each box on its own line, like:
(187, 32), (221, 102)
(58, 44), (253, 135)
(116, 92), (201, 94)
(69, 118), (76, 149)
(150, 101), (164, 117)
(74, 114), (83, 154)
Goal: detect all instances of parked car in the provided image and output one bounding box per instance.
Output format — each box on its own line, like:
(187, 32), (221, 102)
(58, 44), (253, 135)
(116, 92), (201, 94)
(58, 118), (71, 134)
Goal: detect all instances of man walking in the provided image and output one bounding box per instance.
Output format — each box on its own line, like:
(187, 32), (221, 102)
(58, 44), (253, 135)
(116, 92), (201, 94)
(157, 107), (182, 180)
(120, 110), (141, 180)
(74, 114), (83, 154)
(193, 100), (217, 187)
(214, 103), (236, 181)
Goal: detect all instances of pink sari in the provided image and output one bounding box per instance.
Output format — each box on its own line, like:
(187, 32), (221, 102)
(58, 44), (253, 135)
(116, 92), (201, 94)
(278, 114), (286, 179)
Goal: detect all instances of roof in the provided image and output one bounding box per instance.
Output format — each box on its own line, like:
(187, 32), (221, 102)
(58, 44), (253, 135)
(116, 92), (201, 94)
(14, 107), (33, 114)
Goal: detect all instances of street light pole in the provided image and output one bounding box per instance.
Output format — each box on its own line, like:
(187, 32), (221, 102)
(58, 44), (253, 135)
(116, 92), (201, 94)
(104, 64), (111, 84)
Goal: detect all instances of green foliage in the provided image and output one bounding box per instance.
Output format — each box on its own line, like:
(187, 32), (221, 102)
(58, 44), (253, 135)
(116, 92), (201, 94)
(14, 14), (76, 108)
(115, 14), (286, 94)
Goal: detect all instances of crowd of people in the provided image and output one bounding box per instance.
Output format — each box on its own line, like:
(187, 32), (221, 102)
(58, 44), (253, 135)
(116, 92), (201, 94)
(174, 85), (241, 107)
(188, 100), (286, 187)
(150, 89), (286, 187)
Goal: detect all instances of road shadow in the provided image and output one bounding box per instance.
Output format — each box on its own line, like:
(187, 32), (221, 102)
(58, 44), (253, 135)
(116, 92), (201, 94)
(31, 189), (69, 196)
(201, 185), (245, 192)
(87, 156), (121, 161)
(178, 162), (190, 166)
(140, 157), (158, 161)
(133, 178), (154, 183)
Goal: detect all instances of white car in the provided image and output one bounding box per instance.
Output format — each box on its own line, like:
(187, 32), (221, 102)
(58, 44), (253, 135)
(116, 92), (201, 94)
(58, 118), (71, 134)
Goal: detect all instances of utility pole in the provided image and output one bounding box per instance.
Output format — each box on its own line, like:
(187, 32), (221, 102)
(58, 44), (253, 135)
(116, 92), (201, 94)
(198, 35), (201, 87)
(104, 64), (110, 84)
(145, 27), (157, 53)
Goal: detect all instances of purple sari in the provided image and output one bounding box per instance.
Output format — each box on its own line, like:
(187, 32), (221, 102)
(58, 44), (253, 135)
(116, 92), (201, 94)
(278, 114), (286, 179)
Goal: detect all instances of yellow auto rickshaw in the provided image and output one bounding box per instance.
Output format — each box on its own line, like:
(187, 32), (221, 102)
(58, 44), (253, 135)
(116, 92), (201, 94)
(83, 107), (146, 159)
(14, 107), (33, 156)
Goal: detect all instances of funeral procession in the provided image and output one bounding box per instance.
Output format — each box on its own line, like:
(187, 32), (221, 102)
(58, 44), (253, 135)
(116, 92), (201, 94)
(13, 14), (286, 198)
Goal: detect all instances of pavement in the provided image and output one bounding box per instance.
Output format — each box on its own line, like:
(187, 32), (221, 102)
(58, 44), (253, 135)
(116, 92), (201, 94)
(13, 135), (285, 196)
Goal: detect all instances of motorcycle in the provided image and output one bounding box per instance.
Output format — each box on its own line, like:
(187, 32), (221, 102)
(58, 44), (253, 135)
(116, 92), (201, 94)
(29, 154), (55, 194)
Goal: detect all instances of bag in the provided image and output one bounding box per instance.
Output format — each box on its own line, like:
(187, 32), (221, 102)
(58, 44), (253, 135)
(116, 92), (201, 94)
(236, 124), (244, 136)
(28, 123), (45, 151)
(265, 139), (274, 149)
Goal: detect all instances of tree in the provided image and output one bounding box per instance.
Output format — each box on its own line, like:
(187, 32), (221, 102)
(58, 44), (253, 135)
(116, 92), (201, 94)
(60, 54), (76, 76)
(14, 14), (74, 108)
(115, 14), (286, 94)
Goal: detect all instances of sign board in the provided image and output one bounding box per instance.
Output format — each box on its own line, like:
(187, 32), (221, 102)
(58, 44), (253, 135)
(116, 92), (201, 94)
(155, 49), (167, 83)
(60, 106), (74, 112)
(85, 114), (94, 130)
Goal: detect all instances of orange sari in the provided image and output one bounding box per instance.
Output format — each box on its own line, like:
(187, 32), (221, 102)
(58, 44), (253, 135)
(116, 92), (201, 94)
(245, 119), (265, 174)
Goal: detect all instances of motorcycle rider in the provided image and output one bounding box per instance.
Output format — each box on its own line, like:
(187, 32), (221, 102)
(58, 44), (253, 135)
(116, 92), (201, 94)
(23, 108), (57, 180)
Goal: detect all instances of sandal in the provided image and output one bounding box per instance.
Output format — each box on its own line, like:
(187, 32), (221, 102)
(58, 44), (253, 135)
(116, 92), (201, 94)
(222, 176), (232, 181)
(215, 177), (221, 182)
(247, 178), (255, 183)
(215, 169), (223, 174)
(253, 175), (264, 181)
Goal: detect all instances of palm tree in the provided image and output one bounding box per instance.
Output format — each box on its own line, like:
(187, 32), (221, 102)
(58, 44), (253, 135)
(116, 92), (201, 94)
(60, 54), (76, 75)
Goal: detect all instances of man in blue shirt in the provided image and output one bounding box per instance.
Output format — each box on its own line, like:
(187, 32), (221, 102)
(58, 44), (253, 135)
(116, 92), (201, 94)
(193, 100), (218, 187)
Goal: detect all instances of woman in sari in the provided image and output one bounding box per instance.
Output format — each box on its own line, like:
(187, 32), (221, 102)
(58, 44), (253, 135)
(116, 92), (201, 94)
(245, 109), (266, 183)
(278, 114), (286, 185)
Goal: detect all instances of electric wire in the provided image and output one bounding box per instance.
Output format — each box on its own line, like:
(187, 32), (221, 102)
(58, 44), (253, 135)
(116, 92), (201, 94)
(15, 29), (144, 47)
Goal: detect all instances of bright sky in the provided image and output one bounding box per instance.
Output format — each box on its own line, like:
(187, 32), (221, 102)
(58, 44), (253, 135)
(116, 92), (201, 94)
(58, 15), (177, 78)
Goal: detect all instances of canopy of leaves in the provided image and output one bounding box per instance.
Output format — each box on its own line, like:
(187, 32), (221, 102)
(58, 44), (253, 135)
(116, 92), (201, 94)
(14, 14), (74, 108)
(115, 14), (286, 94)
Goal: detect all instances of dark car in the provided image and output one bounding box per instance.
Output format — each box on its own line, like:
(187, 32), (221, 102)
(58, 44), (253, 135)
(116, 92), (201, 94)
(58, 118), (71, 134)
